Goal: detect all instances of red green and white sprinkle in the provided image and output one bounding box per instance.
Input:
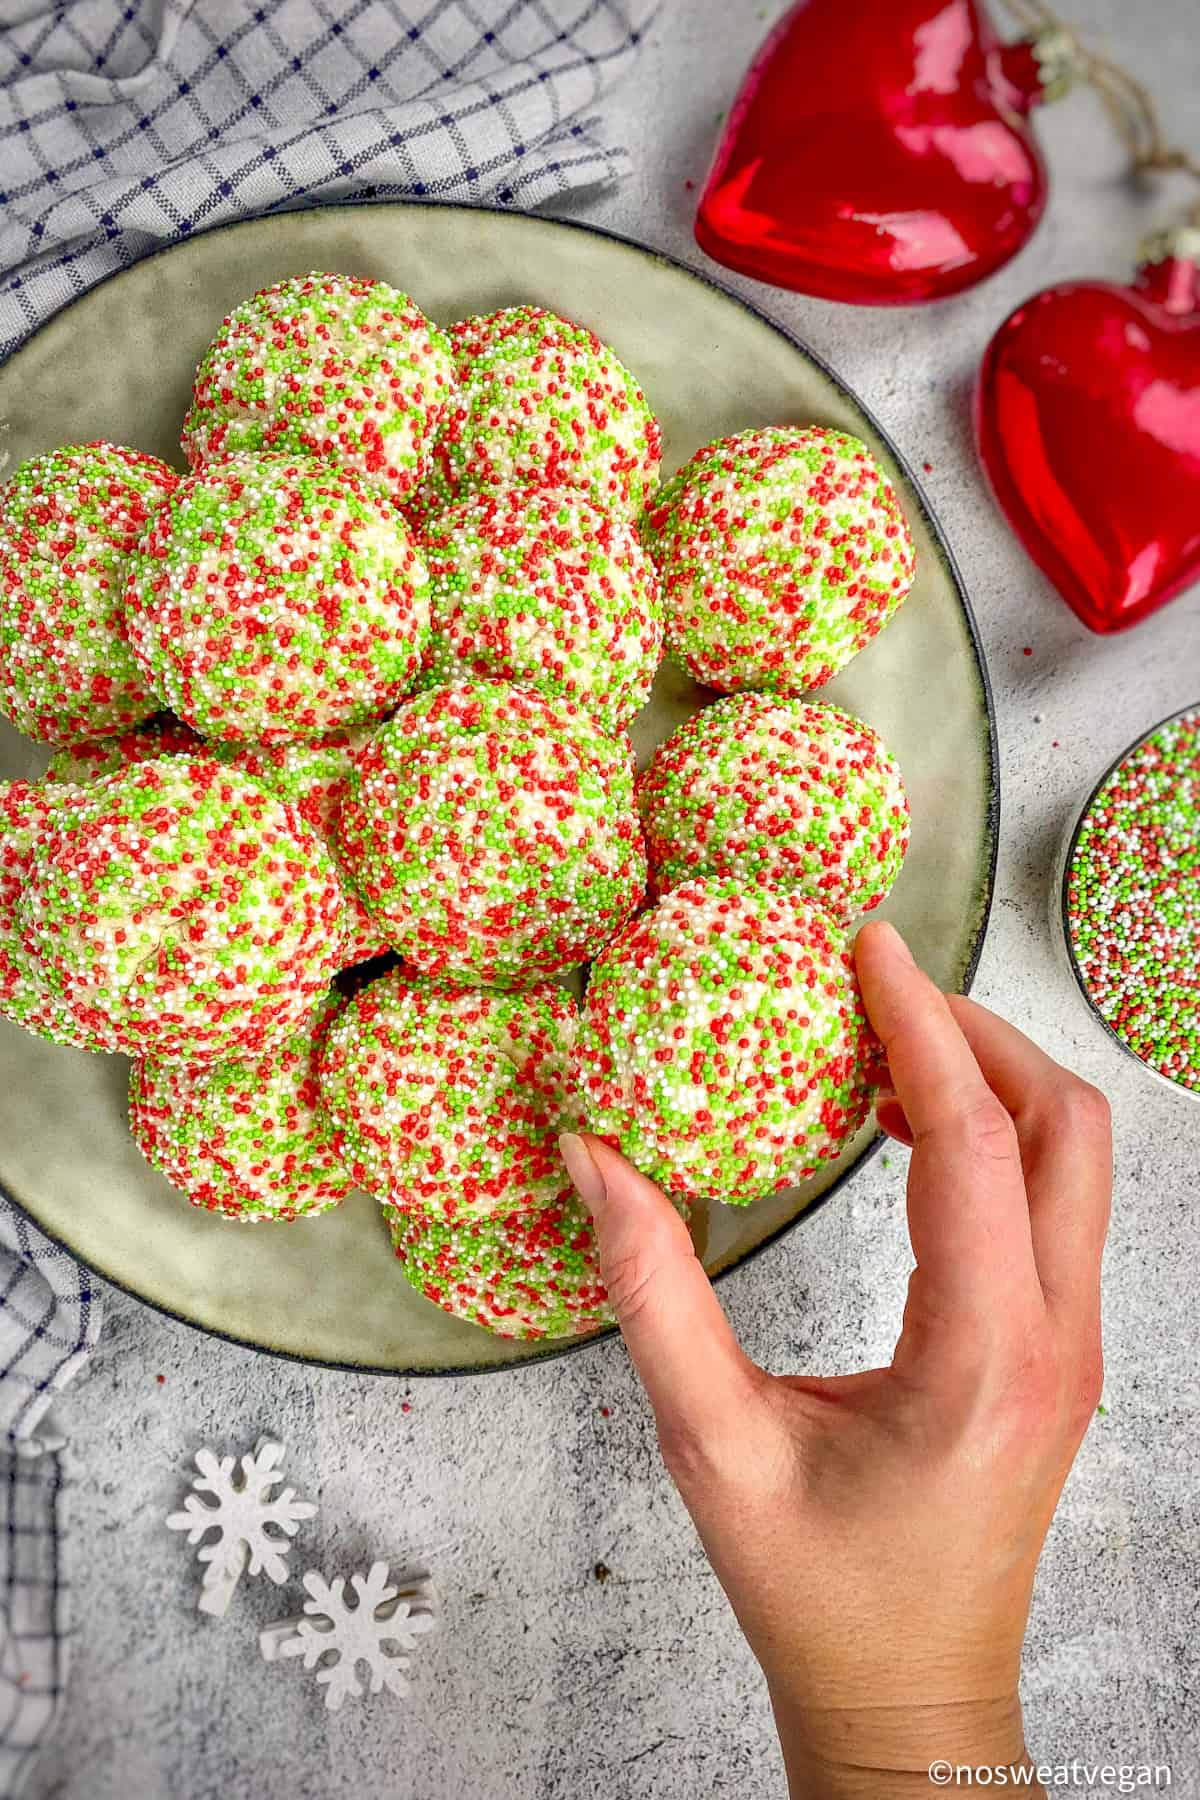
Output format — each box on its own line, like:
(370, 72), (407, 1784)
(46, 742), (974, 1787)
(338, 680), (647, 986)
(1066, 706), (1200, 1094)
(573, 876), (877, 1203)
(181, 272), (455, 506)
(411, 305), (661, 521)
(389, 1192), (614, 1340)
(17, 756), (344, 1062)
(643, 427), (915, 695)
(123, 455), (431, 743)
(211, 728), (385, 965)
(50, 722), (386, 963)
(421, 486), (663, 732)
(44, 714), (204, 784)
(449, 306), (606, 366)
(636, 694), (909, 917)
(0, 443), (176, 743)
(0, 779), (107, 1049)
(318, 968), (579, 1221)
(129, 990), (350, 1220)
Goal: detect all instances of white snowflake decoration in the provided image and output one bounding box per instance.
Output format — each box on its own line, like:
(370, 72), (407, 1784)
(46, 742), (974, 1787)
(261, 1564), (437, 1711)
(166, 1439), (317, 1618)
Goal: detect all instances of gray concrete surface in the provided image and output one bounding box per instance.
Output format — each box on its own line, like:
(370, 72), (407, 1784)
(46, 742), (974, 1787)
(27, 3), (1200, 1795)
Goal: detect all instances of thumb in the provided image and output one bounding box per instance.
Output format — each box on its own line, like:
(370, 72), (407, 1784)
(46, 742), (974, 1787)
(559, 1132), (760, 1448)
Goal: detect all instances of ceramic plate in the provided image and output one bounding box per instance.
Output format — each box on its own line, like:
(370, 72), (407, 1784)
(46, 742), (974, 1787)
(0, 203), (997, 1374)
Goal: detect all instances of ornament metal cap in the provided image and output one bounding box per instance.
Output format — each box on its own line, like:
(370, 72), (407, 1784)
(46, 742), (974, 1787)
(1135, 223), (1200, 314)
(1138, 223), (1200, 270)
(1028, 26), (1083, 103)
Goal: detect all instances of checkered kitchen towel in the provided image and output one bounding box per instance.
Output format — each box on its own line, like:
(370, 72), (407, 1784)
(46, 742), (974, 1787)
(0, 1201), (100, 1798)
(0, 0), (660, 358)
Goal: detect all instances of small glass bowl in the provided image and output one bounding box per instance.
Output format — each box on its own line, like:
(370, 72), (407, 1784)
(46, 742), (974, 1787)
(1055, 700), (1200, 1103)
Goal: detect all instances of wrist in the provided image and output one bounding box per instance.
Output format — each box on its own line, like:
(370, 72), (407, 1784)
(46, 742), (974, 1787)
(772, 1692), (1037, 1799)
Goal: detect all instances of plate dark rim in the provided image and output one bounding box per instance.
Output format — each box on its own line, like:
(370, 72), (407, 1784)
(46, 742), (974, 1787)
(0, 197), (1001, 1378)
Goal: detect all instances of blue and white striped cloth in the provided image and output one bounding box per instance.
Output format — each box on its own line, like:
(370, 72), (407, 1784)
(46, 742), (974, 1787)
(0, 1201), (100, 1799)
(0, 1), (655, 1787)
(0, 0), (658, 358)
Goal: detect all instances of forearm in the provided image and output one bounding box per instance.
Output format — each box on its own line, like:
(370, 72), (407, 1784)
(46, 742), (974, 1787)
(772, 1692), (1045, 1800)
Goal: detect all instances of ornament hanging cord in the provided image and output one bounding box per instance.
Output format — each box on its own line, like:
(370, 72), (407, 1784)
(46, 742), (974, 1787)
(1001, 0), (1200, 225)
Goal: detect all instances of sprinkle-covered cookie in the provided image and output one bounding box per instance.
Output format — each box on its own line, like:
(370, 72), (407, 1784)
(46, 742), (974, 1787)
(421, 487), (662, 732)
(636, 695), (909, 916)
(413, 306), (661, 520)
(129, 992), (351, 1220)
(44, 714), (205, 785)
(449, 306), (604, 366)
(0, 443), (176, 743)
(338, 681), (647, 986)
(0, 779), (105, 1049)
(17, 756), (344, 1062)
(389, 1192), (614, 1340)
(318, 968), (579, 1221)
(181, 271), (455, 506)
(573, 877), (876, 1203)
(643, 427), (915, 695)
(123, 456), (430, 743)
(1066, 706), (1200, 1094)
(39, 719), (397, 984)
(213, 728), (385, 964)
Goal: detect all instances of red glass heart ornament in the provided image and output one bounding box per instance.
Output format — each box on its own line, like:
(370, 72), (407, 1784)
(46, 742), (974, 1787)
(976, 234), (1200, 634)
(695, 0), (1071, 305)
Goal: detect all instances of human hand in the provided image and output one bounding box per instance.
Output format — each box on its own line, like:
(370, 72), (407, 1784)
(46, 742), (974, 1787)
(559, 920), (1112, 1798)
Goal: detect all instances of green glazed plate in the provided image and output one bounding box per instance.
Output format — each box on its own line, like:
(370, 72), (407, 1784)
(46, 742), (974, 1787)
(0, 203), (997, 1374)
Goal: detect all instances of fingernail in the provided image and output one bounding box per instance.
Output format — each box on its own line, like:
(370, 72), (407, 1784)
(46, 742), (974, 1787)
(875, 919), (915, 966)
(559, 1132), (607, 1217)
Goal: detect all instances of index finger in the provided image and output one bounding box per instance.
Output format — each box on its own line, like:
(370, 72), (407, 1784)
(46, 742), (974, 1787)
(559, 1133), (763, 1463)
(853, 921), (1041, 1321)
(946, 995), (1112, 1324)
